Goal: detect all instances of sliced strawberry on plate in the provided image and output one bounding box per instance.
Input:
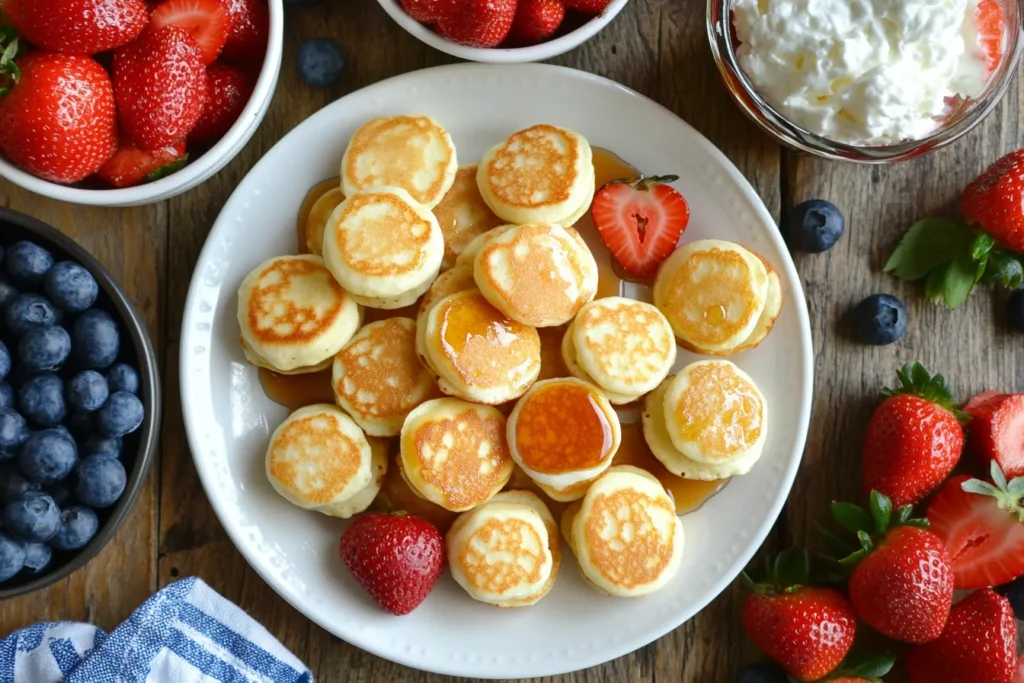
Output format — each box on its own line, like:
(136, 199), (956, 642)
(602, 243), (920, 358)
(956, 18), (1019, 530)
(975, 0), (1005, 72)
(188, 62), (252, 144)
(222, 0), (269, 61)
(965, 392), (1024, 477)
(151, 0), (232, 65)
(591, 174), (690, 280)
(3, 0), (148, 55)
(97, 138), (187, 187)
(926, 462), (1024, 589)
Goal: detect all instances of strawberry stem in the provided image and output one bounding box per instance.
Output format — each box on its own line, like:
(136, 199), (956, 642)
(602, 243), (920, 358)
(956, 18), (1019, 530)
(0, 24), (20, 97)
(960, 460), (1024, 523)
(880, 361), (969, 422)
(825, 490), (929, 568)
(602, 174), (680, 192)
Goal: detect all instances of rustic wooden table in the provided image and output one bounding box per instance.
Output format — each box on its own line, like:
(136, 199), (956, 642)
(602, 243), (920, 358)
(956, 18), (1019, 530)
(2, 0), (1022, 680)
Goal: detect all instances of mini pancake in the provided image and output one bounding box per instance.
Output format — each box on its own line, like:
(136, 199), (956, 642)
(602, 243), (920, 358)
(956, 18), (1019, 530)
(473, 222), (598, 328)
(399, 398), (515, 511)
(433, 164), (504, 268)
(237, 254), (362, 372)
(454, 224), (516, 270)
(641, 372), (765, 480)
(304, 187), (345, 255)
(344, 274), (434, 311)
(477, 124), (595, 226)
(266, 404), (379, 518)
(653, 239), (769, 354)
(560, 170), (596, 227)
(447, 490), (559, 607)
(240, 337), (333, 375)
(421, 290), (541, 405)
(560, 320), (641, 405)
(716, 258), (782, 355)
(341, 115), (457, 209)
(321, 186), (444, 305)
(571, 297), (676, 398)
(318, 436), (388, 518)
(663, 360), (767, 464)
(507, 378), (620, 500)
(332, 317), (437, 437)
(414, 266), (477, 364)
(570, 465), (684, 597)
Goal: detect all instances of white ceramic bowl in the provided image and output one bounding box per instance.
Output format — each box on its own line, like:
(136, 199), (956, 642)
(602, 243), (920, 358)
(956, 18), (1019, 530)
(376, 0), (630, 63)
(0, 1), (284, 207)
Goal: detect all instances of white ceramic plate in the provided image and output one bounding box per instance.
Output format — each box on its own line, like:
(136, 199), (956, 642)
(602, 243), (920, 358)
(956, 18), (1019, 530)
(180, 63), (813, 679)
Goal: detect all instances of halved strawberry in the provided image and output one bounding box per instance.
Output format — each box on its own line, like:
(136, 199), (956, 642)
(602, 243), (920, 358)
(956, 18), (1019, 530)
(151, 0), (231, 65)
(97, 138), (187, 187)
(975, 0), (1005, 72)
(965, 392), (1024, 477)
(1014, 654), (1024, 683)
(188, 62), (252, 144)
(591, 175), (690, 280)
(926, 463), (1024, 589)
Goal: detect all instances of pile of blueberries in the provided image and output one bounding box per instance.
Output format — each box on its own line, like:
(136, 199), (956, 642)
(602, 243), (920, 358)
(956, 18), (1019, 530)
(0, 240), (145, 584)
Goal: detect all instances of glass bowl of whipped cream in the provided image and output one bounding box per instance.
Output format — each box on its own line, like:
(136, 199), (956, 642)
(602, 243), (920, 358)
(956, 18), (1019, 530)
(708, 0), (1023, 162)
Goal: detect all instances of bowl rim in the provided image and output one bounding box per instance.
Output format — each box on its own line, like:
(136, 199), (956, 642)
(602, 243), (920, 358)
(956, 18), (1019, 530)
(706, 0), (1024, 163)
(375, 0), (631, 63)
(0, 207), (163, 601)
(0, 0), (285, 207)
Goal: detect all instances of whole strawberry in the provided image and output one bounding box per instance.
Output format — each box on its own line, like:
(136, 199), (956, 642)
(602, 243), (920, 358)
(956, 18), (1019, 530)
(112, 26), (209, 150)
(400, 0), (461, 24)
(222, 0), (270, 61)
(437, 0), (516, 48)
(3, 0), (148, 55)
(829, 491), (953, 643)
(962, 149), (1024, 253)
(0, 53), (118, 183)
(339, 511), (444, 615)
(740, 549), (856, 682)
(906, 588), (1017, 683)
(861, 362), (965, 507)
(562, 0), (611, 12)
(509, 0), (565, 44)
(189, 63), (253, 144)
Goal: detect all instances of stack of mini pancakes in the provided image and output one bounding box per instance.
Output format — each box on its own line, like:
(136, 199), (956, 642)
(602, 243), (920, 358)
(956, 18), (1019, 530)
(237, 114), (781, 608)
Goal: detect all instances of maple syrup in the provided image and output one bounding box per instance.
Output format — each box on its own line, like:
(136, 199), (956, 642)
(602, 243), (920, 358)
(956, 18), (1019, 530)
(363, 301), (421, 324)
(613, 423), (729, 515)
(375, 455), (459, 533)
(513, 379), (614, 473)
(536, 325), (569, 381)
(296, 177), (341, 253)
(257, 368), (335, 409)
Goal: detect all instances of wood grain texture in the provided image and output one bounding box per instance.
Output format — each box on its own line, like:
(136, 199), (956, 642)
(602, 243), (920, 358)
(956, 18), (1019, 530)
(2, 0), (1023, 679)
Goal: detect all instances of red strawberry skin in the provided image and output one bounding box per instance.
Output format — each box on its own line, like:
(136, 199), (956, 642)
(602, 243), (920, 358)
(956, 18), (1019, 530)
(966, 392), (1024, 477)
(188, 63), (252, 144)
(339, 512), (444, 616)
(562, 0), (612, 12)
(926, 474), (1024, 589)
(97, 138), (186, 187)
(906, 588), (1016, 683)
(437, 0), (517, 48)
(112, 26), (209, 150)
(401, 0), (461, 24)
(151, 0), (232, 65)
(222, 0), (270, 61)
(861, 394), (964, 507)
(1015, 654), (1024, 683)
(961, 149), (1024, 252)
(742, 587), (856, 682)
(848, 526), (953, 643)
(509, 0), (566, 44)
(0, 53), (118, 184)
(4, 0), (148, 55)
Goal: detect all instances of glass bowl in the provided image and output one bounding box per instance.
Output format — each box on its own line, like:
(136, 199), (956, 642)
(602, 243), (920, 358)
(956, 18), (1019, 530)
(707, 0), (1024, 163)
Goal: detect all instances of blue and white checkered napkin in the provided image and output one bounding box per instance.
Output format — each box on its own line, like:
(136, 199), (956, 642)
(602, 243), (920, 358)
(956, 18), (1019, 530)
(0, 577), (312, 683)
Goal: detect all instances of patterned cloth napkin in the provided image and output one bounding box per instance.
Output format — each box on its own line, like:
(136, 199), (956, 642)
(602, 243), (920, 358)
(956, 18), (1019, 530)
(0, 577), (312, 683)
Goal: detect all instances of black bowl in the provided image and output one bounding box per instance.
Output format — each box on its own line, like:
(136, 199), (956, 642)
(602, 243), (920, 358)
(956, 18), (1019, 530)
(0, 207), (161, 599)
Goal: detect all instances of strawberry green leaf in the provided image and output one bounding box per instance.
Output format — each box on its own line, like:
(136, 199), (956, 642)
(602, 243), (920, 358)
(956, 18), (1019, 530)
(962, 479), (999, 496)
(831, 501), (872, 534)
(972, 232), (997, 260)
(840, 650), (897, 677)
(772, 548), (810, 586)
(817, 522), (856, 557)
(869, 489), (892, 532)
(145, 155), (189, 183)
(984, 250), (1024, 289)
(884, 218), (975, 281)
(941, 250), (981, 308)
(894, 504), (914, 525)
(924, 261), (949, 300)
(1008, 478), (1024, 499)
(837, 549), (866, 568)
(857, 530), (874, 553)
(992, 459), (1009, 489)
(904, 518), (931, 529)
(881, 362), (968, 420)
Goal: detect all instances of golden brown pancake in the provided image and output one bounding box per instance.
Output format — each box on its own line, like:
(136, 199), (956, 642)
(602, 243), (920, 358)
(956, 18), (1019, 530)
(433, 165), (504, 268)
(304, 187), (345, 255)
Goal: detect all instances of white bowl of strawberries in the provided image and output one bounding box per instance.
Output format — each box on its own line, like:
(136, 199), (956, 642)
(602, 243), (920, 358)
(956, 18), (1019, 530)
(377, 0), (629, 63)
(0, 0), (282, 207)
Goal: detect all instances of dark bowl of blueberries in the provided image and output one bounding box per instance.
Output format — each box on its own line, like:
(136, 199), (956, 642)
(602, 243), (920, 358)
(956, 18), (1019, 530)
(0, 207), (161, 599)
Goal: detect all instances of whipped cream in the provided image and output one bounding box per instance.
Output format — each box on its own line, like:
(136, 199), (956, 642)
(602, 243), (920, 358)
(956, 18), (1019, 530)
(732, 0), (993, 145)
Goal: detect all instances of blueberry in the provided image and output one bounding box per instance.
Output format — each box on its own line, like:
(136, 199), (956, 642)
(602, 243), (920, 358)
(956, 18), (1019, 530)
(95, 392), (144, 437)
(42, 261), (98, 312)
(997, 575), (1024, 619)
(0, 531), (26, 581)
(23, 542), (51, 573)
(49, 506), (98, 551)
(0, 465), (40, 502)
(71, 309), (119, 369)
(0, 410), (29, 451)
(297, 39), (344, 87)
(0, 383), (12, 411)
(105, 363), (139, 396)
(6, 241), (53, 289)
(18, 326), (71, 371)
(74, 454), (126, 508)
(0, 341), (9, 381)
(4, 294), (59, 337)
(1007, 290), (1024, 332)
(19, 373), (66, 427)
(67, 370), (108, 413)
(66, 411), (93, 437)
(3, 491), (61, 542)
(736, 662), (788, 683)
(43, 484), (73, 507)
(785, 200), (845, 253)
(850, 294), (907, 346)
(80, 434), (121, 459)
(18, 429), (77, 484)
(0, 280), (16, 309)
